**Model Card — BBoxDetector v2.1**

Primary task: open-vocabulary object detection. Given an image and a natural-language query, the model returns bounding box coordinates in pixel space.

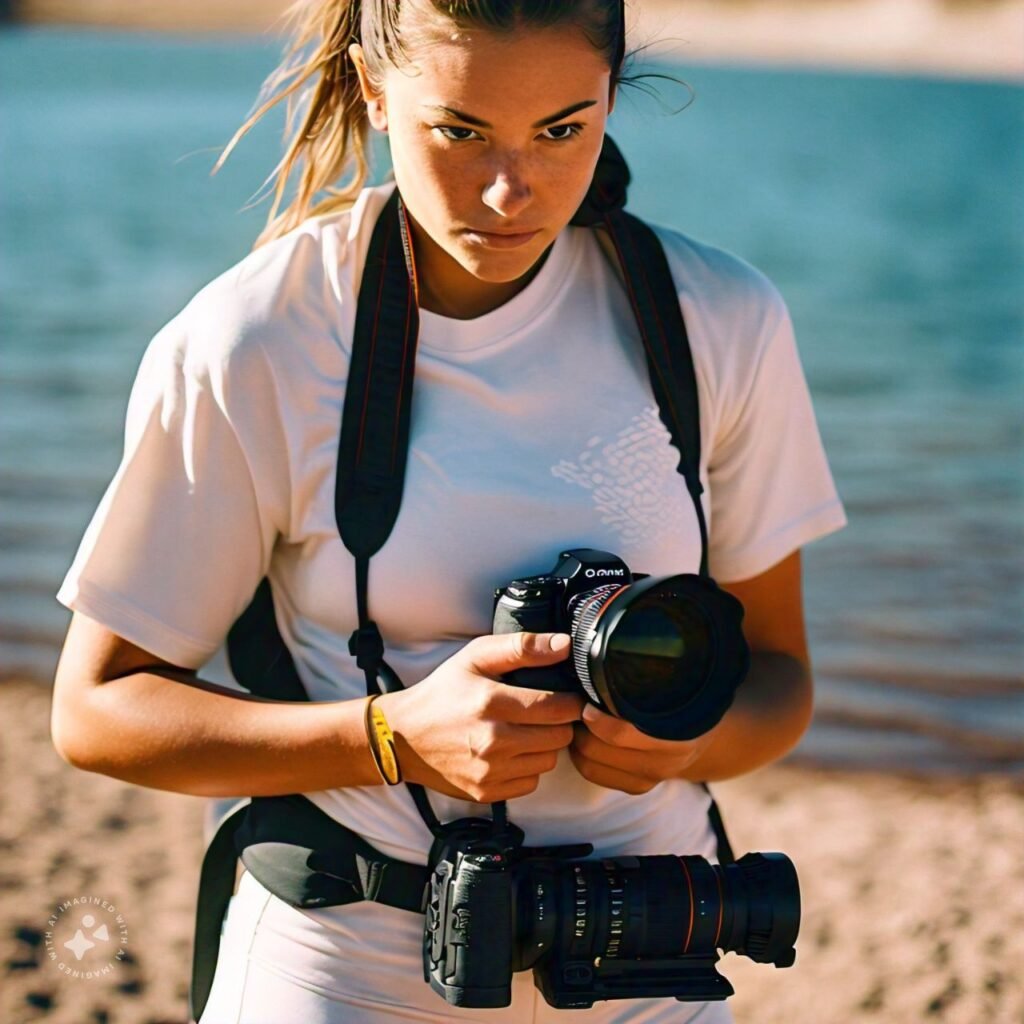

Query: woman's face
[353,22,614,317]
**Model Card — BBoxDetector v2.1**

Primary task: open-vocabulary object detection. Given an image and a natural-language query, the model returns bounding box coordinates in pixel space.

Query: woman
[51,1,846,1021]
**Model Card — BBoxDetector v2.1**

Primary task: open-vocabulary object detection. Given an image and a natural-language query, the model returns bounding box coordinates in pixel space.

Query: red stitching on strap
[392,274,414,471]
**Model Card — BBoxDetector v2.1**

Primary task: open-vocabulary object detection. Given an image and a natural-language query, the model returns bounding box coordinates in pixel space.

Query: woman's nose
[481,165,532,220]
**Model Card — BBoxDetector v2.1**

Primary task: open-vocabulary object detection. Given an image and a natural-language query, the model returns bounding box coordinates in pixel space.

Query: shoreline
[8,0,1024,81]
[634,0,1024,82]
[2,676,1022,1023]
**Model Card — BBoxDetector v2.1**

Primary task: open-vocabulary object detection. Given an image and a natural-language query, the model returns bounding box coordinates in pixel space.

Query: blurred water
[1,29,1022,773]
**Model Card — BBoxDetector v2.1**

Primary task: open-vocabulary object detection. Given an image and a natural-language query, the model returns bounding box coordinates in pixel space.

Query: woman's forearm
[51,670,382,797]
[679,652,814,783]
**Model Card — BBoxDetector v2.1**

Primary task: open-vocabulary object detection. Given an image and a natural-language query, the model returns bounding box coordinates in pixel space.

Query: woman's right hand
[375,632,585,803]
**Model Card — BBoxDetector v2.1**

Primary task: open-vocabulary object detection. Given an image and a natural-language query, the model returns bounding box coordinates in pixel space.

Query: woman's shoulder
[160,185,395,379]
[647,223,788,328]
[630,221,799,429]
[638,222,794,378]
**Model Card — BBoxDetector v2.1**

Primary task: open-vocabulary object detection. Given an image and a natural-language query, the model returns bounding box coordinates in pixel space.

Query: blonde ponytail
[215,0,370,249]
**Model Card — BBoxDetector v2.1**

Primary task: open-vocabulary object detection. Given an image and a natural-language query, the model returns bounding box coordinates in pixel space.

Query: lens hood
[579,573,750,740]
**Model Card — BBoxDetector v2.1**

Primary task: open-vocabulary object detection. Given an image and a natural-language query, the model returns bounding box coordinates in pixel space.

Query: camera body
[423,818,799,1010]
[492,548,750,741]
[492,548,632,695]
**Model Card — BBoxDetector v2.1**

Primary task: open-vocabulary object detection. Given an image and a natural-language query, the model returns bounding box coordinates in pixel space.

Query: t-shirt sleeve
[705,284,846,583]
[57,304,290,668]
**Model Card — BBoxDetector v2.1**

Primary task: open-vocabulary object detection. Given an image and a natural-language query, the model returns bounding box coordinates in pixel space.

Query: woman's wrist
[372,689,423,787]
[372,689,446,796]
[364,694,403,785]
[309,696,392,789]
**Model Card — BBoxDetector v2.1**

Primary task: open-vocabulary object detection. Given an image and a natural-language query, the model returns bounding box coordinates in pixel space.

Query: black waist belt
[190,793,428,1023]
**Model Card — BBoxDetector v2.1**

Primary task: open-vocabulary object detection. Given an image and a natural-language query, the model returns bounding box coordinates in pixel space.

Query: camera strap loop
[348,625,384,677]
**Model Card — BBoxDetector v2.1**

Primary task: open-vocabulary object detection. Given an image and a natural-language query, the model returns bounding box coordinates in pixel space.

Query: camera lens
[521,851,800,993]
[604,590,713,714]
[569,574,748,740]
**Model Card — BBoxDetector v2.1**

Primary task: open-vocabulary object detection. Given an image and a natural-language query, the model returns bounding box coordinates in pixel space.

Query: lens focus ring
[569,585,626,705]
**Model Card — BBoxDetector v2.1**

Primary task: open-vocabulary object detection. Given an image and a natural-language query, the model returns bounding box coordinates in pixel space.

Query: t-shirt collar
[417,227,579,354]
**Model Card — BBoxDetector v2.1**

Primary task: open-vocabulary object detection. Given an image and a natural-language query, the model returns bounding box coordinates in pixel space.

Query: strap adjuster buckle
[348,623,385,671]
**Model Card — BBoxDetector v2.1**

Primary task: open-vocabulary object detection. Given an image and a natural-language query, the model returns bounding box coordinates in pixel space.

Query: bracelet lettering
[364,694,402,786]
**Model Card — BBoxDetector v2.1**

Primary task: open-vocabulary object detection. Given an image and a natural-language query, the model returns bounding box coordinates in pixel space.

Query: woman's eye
[435,125,480,142]
[433,123,582,143]
[542,123,583,142]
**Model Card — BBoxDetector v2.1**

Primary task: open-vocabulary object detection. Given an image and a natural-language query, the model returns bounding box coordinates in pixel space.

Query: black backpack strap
[194,194,437,1023]
[226,578,307,701]
[189,800,250,1023]
[596,207,732,862]
[188,794,429,1023]
[702,784,737,865]
[236,795,428,913]
[334,187,416,701]
[601,209,709,579]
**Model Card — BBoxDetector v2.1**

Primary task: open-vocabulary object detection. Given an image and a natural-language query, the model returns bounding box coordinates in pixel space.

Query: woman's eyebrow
[422,99,598,130]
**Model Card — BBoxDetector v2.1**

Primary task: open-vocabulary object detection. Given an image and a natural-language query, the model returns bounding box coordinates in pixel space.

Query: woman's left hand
[568,703,717,794]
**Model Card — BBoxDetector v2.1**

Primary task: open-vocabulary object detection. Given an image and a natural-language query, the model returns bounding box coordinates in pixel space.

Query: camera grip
[504,665,578,692]
[426,852,516,1008]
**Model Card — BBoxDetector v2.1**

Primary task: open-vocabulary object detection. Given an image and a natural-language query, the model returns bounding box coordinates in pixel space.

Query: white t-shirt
[58,183,846,864]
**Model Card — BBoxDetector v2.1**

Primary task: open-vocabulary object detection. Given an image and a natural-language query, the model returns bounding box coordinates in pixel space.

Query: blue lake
[1,29,1021,773]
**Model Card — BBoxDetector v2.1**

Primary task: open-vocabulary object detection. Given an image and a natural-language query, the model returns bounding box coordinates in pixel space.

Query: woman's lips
[461,228,541,249]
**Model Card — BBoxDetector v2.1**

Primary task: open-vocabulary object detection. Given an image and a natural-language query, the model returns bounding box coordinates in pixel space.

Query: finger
[494,721,575,754]
[460,632,572,677]
[463,720,573,761]
[573,724,704,779]
[572,723,655,773]
[579,703,665,749]
[487,684,586,725]
[505,749,561,777]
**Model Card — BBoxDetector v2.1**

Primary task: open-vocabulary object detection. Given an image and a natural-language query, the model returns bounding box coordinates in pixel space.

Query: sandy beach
[1,676,1021,1024]
[12,0,1024,80]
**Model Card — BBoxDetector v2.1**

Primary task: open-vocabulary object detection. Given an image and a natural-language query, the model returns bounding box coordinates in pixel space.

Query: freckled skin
[351,26,615,319]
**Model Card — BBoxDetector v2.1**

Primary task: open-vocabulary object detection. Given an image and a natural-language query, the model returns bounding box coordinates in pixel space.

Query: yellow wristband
[364,695,402,786]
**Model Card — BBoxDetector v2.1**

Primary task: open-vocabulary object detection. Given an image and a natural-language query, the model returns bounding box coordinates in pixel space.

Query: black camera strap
[333,178,713,834]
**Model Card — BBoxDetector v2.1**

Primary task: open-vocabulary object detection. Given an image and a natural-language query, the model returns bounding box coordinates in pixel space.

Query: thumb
[460,632,572,677]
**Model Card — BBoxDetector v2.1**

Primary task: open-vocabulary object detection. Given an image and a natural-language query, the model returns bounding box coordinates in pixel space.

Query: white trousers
[196,867,736,1024]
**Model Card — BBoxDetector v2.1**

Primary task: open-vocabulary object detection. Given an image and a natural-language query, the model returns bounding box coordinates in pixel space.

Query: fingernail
[548,633,571,653]
[582,703,599,722]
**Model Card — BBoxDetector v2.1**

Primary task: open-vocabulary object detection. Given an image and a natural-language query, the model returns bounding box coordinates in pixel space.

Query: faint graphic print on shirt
[550,406,680,547]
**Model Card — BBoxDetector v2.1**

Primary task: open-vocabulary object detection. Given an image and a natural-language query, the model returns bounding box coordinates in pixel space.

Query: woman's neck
[407,218,550,320]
